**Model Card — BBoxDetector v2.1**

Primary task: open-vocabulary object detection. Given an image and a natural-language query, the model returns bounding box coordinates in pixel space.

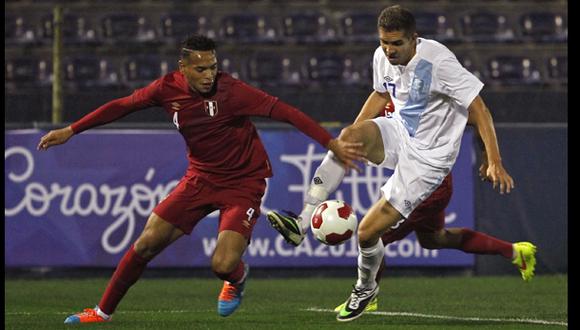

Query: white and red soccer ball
[310,200,358,245]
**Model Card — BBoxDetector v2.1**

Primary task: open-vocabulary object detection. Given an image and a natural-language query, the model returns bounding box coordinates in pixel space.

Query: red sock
[214,261,245,284]
[459,228,513,258]
[98,244,148,315]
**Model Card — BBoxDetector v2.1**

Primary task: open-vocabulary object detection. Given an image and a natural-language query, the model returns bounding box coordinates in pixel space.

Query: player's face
[179,50,218,94]
[378,28,417,66]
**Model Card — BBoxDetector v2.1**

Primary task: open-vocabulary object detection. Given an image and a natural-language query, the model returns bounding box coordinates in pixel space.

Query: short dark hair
[180,34,216,59]
[378,5,416,37]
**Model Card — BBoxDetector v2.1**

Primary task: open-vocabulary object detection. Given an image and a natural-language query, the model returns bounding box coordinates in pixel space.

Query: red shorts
[381,174,453,244]
[153,176,266,239]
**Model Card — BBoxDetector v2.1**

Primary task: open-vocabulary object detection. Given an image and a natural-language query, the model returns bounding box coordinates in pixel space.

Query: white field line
[305,308,568,327]
[6,308,568,327]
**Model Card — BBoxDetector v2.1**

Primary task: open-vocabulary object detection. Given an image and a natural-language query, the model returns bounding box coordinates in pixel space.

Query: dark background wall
[474,125,567,275]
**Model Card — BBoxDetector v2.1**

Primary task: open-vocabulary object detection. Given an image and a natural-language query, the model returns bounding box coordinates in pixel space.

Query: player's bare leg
[64,213,184,324]
[213,230,250,316]
[416,228,537,281]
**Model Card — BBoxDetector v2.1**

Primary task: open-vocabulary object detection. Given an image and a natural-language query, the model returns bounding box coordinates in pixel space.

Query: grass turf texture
[6,275,567,329]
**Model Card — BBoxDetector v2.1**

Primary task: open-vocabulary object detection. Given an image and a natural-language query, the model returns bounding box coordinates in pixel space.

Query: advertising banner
[5,128,474,267]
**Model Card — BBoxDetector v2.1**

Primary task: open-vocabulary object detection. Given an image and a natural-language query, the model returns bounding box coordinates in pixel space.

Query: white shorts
[370,117,451,218]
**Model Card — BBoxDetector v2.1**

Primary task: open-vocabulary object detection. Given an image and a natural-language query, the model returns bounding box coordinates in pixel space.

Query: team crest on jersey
[203,100,219,117]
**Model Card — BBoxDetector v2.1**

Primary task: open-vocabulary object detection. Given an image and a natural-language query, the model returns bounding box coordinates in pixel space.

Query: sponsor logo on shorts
[313,177,323,185]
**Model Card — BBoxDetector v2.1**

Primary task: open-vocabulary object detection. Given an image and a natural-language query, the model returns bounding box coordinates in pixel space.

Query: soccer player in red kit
[37,35,365,324]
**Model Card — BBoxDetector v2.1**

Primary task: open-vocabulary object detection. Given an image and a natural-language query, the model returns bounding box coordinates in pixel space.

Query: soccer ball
[310,200,358,245]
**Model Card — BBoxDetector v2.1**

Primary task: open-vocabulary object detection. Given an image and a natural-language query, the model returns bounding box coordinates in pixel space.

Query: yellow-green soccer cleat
[512,242,537,281]
[334,297,378,312]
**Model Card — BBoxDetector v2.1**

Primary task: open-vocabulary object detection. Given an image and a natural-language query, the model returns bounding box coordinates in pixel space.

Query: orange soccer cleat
[64,307,111,324]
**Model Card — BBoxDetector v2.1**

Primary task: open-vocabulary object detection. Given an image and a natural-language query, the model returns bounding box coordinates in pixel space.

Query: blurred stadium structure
[5,0,566,277]
[5,0,567,124]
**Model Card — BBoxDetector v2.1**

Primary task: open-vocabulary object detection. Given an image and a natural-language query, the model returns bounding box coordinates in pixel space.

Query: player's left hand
[327,138,366,173]
[484,161,514,194]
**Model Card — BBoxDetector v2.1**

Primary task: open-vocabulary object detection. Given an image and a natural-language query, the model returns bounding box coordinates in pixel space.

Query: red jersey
[71,71,332,186]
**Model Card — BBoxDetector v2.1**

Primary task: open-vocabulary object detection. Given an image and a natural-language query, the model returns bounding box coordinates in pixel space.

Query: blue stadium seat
[342,53,373,87]
[101,14,157,45]
[460,12,515,43]
[218,53,245,80]
[520,12,567,43]
[64,57,120,90]
[220,14,277,44]
[122,56,166,88]
[456,55,483,81]
[281,12,339,44]
[247,52,300,87]
[546,56,567,85]
[5,58,51,89]
[485,56,542,85]
[414,11,456,42]
[340,12,378,44]
[305,54,345,85]
[40,14,99,45]
[160,14,214,44]
[5,15,37,45]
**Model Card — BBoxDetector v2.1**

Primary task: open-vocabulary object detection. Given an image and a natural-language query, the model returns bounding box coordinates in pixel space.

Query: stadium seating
[220,13,278,44]
[246,51,301,87]
[122,56,169,88]
[218,53,245,80]
[40,14,99,46]
[485,55,542,85]
[341,53,373,87]
[101,13,157,45]
[304,54,345,85]
[4,0,568,125]
[456,54,484,81]
[160,14,215,44]
[414,11,456,42]
[281,12,339,44]
[5,15,37,45]
[340,12,378,44]
[460,12,515,43]
[5,58,51,89]
[546,56,567,85]
[64,56,120,90]
[519,12,567,42]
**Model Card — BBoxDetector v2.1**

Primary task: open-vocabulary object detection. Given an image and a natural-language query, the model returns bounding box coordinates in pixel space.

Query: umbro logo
[384,75,393,82]
[313,177,323,185]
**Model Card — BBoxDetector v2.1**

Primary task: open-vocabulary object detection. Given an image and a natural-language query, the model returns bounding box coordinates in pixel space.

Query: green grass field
[6,274,567,329]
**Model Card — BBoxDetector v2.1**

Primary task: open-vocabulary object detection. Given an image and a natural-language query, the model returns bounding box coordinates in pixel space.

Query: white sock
[95,306,111,320]
[356,240,384,289]
[298,151,346,232]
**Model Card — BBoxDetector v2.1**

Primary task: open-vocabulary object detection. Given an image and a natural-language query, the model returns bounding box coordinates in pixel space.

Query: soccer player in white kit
[334,5,516,321]
[272,5,518,322]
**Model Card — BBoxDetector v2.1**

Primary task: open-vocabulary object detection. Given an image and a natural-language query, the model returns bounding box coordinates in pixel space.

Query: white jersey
[373,37,483,167]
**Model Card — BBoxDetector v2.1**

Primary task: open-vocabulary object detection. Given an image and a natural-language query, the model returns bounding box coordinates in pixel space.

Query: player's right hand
[327,138,366,173]
[37,126,74,151]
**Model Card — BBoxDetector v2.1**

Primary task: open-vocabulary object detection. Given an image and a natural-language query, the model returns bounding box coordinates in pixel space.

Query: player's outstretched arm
[353,91,391,124]
[467,95,514,194]
[37,126,74,150]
